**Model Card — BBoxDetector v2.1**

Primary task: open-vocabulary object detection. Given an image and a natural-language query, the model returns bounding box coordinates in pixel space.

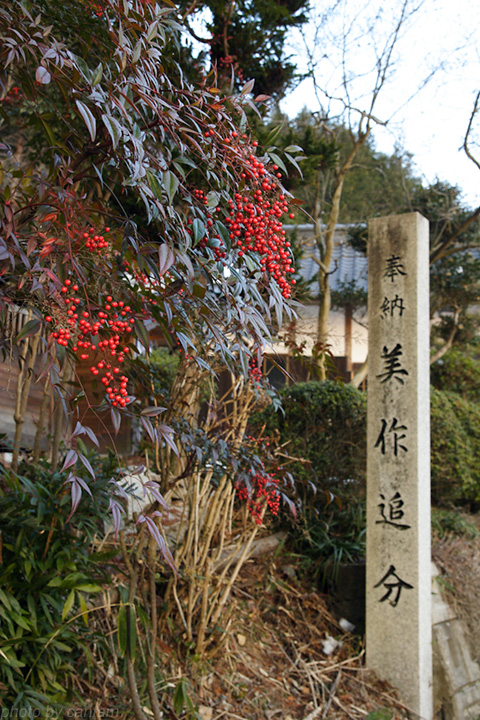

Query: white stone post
[366,213,432,720]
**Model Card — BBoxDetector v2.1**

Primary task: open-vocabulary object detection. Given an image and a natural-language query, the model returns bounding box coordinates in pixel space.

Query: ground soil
[186,556,410,720]
[79,516,480,720]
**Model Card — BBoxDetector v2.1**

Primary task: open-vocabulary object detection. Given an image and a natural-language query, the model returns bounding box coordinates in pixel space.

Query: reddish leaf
[110,408,121,435]
[240,79,255,95]
[85,426,100,447]
[158,244,175,276]
[73,475,93,497]
[65,478,82,523]
[137,514,178,575]
[61,449,78,473]
[281,493,297,520]
[75,99,97,142]
[130,464,146,475]
[71,422,85,438]
[79,453,95,478]
[35,66,51,84]
[144,481,169,511]
[26,238,37,257]
[141,406,166,417]
[109,479,130,500]
[157,424,179,457]
[109,498,124,539]
[140,415,155,442]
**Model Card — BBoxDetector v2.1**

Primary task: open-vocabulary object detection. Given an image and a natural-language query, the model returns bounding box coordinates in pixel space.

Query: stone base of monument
[432,563,480,720]
[324,560,480,718]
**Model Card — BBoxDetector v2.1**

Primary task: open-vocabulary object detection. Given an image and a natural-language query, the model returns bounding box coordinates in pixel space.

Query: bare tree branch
[464,90,480,172]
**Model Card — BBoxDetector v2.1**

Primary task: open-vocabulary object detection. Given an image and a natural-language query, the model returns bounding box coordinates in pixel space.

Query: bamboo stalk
[120,530,148,720]
[146,532,163,720]
[206,507,265,630]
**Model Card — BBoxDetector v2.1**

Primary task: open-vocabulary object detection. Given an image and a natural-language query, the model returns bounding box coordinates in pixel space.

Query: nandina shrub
[0,0,303,537]
[0,2,306,708]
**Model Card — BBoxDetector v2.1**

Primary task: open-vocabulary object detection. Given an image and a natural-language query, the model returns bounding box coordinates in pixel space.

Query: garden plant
[0,0,303,713]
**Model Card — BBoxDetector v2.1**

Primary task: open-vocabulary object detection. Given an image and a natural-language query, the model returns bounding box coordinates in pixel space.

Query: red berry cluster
[236,471,280,525]
[44,244,136,407]
[1,86,21,104]
[248,356,263,386]
[225,179,296,298]
[83,226,110,253]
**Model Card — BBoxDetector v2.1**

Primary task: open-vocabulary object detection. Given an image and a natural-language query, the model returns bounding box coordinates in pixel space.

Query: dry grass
[74,550,411,720]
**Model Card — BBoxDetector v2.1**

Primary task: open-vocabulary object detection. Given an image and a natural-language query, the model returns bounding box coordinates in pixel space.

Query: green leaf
[127,603,137,661]
[147,171,164,201]
[162,170,179,204]
[285,152,304,177]
[92,63,103,86]
[192,218,206,245]
[52,640,72,652]
[117,603,127,656]
[102,114,122,149]
[27,594,37,629]
[146,20,158,42]
[11,612,31,631]
[206,190,219,207]
[77,592,89,627]
[62,589,75,621]
[192,283,206,299]
[71,54,92,82]
[75,100,96,142]
[1,653,25,668]
[173,678,188,715]
[244,254,259,272]
[75,583,102,593]
[47,576,63,587]
[176,155,197,169]
[132,41,142,64]
[264,125,283,146]
[267,151,288,175]
[40,596,53,626]
[0,588,12,611]
[134,318,150,351]
[15,318,41,343]
[284,145,303,153]
[216,221,231,252]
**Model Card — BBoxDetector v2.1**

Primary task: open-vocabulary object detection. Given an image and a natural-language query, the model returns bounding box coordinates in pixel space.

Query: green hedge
[430,343,480,403]
[259,380,367,495]
[430,389,480,505]
[250,381,368,571]
[252,380,480,520]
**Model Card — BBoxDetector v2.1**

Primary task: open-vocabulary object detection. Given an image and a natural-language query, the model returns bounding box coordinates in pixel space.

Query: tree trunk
[315,134,368,379]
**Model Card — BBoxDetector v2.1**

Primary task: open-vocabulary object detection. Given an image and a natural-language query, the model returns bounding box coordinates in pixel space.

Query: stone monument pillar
[366,213,432,720]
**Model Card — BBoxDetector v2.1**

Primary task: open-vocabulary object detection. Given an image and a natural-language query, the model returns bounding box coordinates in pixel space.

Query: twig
[321,670,341,719]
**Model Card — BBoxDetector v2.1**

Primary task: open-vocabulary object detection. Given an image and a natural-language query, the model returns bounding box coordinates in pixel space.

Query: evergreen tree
[180,0,309,98]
